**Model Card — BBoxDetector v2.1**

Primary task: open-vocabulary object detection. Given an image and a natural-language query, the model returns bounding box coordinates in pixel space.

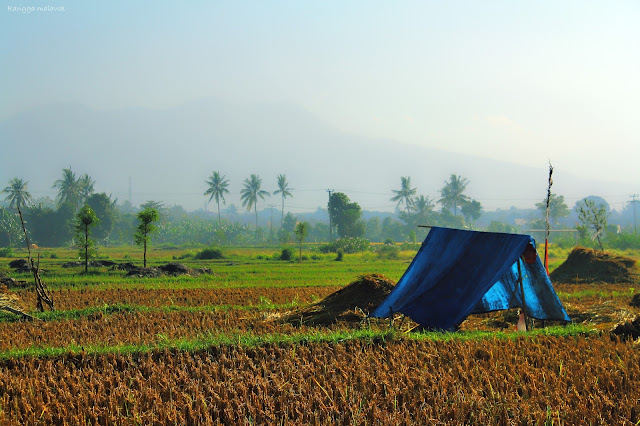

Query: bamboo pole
[16,205,54,312]
[517,257,527,331]
[0,305,40,321]
[544,163,553,275]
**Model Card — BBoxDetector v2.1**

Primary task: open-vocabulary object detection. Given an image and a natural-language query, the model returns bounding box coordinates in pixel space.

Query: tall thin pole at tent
[544,163,553,275]
[517,257,527,331]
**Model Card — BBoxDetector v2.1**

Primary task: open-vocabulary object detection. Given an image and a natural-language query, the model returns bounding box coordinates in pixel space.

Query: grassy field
[1,245,639,424]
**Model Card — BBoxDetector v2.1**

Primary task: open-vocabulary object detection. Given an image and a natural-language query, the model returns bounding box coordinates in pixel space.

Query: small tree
[0,208,22,247]
[74,204,100,273]
[535,193,570,227]
[86,193,117,244]
[577,199,608,251]
[328,192,365,238]
[461,199,483,226]
[294,222,309,262]
[282,212,297,233]
[134,207,159,268]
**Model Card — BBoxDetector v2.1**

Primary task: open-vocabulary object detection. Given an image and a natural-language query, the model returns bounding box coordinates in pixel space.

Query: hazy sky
[2,1,639,210]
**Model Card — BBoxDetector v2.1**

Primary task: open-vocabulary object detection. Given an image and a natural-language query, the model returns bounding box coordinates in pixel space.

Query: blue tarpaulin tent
[371,227,570,330]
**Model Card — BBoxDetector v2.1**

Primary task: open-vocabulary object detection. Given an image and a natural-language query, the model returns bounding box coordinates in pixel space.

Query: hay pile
[0,283,26,316]
[550,247,638,284]
[284,274,395,326]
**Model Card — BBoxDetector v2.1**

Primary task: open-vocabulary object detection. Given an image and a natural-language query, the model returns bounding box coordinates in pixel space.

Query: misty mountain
[0,98,622,213]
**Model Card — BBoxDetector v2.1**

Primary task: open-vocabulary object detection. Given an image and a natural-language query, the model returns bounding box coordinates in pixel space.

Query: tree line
[1,168,639,251]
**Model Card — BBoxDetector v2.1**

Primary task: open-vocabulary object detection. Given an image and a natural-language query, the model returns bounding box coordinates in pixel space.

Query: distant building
[514,219,528,227]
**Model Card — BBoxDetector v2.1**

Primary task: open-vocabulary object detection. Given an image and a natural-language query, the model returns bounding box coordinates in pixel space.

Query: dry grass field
[1,245,639,424]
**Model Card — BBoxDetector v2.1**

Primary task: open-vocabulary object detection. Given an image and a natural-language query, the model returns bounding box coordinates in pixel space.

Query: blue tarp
[371,227,570,330]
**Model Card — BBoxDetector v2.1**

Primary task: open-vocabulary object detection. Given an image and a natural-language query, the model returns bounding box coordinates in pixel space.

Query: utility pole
[631,194,638,234]
[268,204,276,243]
[327,189,333,242]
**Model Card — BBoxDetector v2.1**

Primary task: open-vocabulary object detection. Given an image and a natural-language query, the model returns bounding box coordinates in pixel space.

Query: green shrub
[194,247,224,260]
[605,233,640,250]
[0,247,14,257]
[377,244,400,260]
[335,249,344,261]
[279,248,294,261]
[174,252,195,260]
[384,238,394,245]
[400,242,420,252]
[319,238,370,254]
[553,236,578,250]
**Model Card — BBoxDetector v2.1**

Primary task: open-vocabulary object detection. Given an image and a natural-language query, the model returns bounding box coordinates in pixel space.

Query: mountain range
[0,98,626,213]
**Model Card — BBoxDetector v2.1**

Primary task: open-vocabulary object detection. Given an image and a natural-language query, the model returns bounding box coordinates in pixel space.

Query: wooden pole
[544,163,553,275]
[16,205,54,312]
[517,257,527,331]
[0,306,40,321]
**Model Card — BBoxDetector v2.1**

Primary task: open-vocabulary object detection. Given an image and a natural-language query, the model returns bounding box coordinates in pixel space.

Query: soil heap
[124,262,213,278]
[550,247,638,284]
[8,259,30,273]
[611,316,640,341]
[284,274,395,326]
[0,272,27,289]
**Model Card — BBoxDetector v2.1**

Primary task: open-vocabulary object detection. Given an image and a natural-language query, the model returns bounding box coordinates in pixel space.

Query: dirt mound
[8,259,30,273]
[110,262,138,271]
[611,316,640,340]
[0,272,28,289]
[550,247,638,284]
[284,274,395,326]
[125,263,213,278]
[62,260,118,268]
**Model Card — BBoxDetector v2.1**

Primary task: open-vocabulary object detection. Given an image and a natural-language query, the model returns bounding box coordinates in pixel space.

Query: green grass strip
[0,324,599,361]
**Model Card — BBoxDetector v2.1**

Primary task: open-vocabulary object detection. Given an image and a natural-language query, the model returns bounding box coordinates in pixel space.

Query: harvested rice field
[1,245,639,424]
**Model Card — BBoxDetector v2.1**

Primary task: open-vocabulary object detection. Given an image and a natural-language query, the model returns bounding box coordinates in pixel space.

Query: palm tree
[412,195,435,217]
[78,173,95,205]
[2,178,32,209]
[240,174,270,231]
[390,176,417,214]
[204,171,230,223]
[273,174,293,226]
[53,168,81,210]
[438,174,470,217]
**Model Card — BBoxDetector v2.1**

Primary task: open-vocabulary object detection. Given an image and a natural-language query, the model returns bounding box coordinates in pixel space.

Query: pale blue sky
[2,1,639,209]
